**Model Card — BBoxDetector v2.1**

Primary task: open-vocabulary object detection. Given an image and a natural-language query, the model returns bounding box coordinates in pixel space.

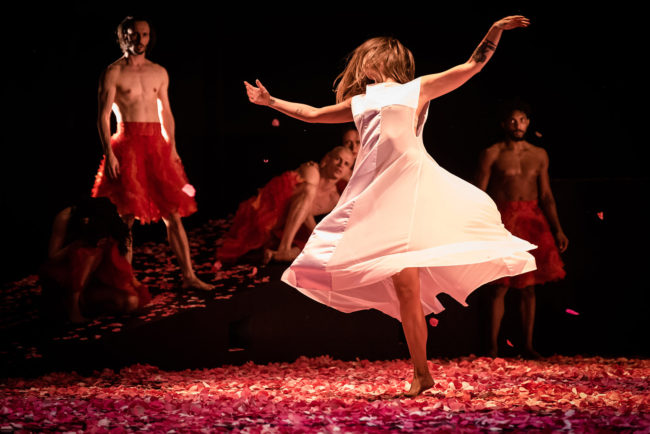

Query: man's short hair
[342,125,357,137]
[116,16,156,55]
[500,98,532,123]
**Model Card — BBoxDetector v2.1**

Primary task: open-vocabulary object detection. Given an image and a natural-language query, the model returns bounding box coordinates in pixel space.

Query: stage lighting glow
[182,184,196,197]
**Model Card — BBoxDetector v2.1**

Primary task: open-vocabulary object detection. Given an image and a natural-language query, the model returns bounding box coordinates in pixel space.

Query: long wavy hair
[334,37,415,103]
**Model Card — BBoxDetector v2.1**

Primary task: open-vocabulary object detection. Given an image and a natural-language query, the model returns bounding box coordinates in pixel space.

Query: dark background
[2,4,647,356]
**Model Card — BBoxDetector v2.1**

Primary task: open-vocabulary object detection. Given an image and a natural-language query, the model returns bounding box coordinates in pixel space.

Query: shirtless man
[92,16,212,290]
[476,102,568,358]
[270,146,354,262]
[216,146,354,264]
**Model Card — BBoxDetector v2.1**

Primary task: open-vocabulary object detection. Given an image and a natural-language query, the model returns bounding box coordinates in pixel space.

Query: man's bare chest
[495,151,540,178]
[116,70,162,100]
[311,190,339,215]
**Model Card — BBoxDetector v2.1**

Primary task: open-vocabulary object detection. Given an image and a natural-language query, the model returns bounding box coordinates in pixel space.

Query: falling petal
[507,339,514,347]
[566,308,580,315]
[428,317,439,327]
[271,118,280,127]
[597,211,604,220]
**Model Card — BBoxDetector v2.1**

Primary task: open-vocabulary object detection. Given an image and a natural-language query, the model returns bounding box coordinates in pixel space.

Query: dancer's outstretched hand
[494,15,530,30]
[244,79,272,106]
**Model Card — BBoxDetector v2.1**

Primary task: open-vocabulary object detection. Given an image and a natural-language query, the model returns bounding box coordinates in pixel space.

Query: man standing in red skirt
[476,101,568,358]
[92,16,212,290]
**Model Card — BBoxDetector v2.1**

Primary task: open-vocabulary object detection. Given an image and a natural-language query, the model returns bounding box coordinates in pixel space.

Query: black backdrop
[2,3,647,355]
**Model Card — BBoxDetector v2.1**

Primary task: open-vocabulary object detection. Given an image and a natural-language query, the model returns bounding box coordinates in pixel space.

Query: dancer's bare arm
[157,68,179,160]
[244,79,353,123]
[537,150,569,252]
[475,146,499,191]
[419,16,529,106]
[97,66,121,179]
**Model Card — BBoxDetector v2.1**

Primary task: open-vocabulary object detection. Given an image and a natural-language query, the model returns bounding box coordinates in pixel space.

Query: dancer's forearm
[267,97,352,124]
[244,79,353,123]
[467,23,504,69]
[267,97,320,122]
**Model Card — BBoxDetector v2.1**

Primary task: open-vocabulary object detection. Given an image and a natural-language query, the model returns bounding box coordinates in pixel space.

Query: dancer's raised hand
[494,15,530,30]
[244,79,272,106]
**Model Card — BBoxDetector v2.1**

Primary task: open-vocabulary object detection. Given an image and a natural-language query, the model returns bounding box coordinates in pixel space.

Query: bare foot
[182,275,214,291]
[404,373,435,397]
[521,347,542,360]
[263,247,300,264]
[262,249,275,265]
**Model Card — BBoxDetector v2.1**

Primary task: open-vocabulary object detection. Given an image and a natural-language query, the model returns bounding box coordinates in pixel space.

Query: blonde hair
[334,37,415,103]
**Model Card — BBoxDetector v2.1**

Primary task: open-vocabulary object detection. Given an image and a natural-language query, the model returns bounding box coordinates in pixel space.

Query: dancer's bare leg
[519,285,541,358]
[392,267,434,397]
[66,291,87,324]
[489,284,509,357]
[265,180,317,263]
[65,245,105,323]
[163,212,214,290]
[121,214,135,264]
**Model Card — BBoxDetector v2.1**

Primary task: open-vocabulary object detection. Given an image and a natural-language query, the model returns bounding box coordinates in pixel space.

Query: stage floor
[2,217,649,431]
[1,355,649,431]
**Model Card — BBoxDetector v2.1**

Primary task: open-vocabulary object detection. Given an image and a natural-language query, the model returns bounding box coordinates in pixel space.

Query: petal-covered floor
[2,219,649,431]
[1,219,265,366]
[1,356,649,432]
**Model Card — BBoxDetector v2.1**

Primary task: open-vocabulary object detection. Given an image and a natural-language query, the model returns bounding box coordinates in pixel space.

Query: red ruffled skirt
[92,122,197,223]
[217,171,311,262]
[494,200,565,288]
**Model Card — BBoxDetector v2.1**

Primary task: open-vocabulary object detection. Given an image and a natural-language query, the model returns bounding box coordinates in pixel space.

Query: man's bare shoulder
[297,161,320,184]
[150,60,166,71]
[488,141,507,152]
[144,60,168,77]
[526,143,549,161]
[106,57,127,71]
[481,142,505,160]
[104,58,166,73]
[101,58,126,80]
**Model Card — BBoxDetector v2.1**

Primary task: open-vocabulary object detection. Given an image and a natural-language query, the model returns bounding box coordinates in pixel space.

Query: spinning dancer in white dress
[245,15,534,397]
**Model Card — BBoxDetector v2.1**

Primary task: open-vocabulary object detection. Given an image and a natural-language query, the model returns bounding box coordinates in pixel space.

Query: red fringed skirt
[92,122,197,223]
[217,171,311,262]
[495,200,566,288]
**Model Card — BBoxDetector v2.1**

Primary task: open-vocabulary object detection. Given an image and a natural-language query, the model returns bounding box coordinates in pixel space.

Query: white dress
[282,78,536,321]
